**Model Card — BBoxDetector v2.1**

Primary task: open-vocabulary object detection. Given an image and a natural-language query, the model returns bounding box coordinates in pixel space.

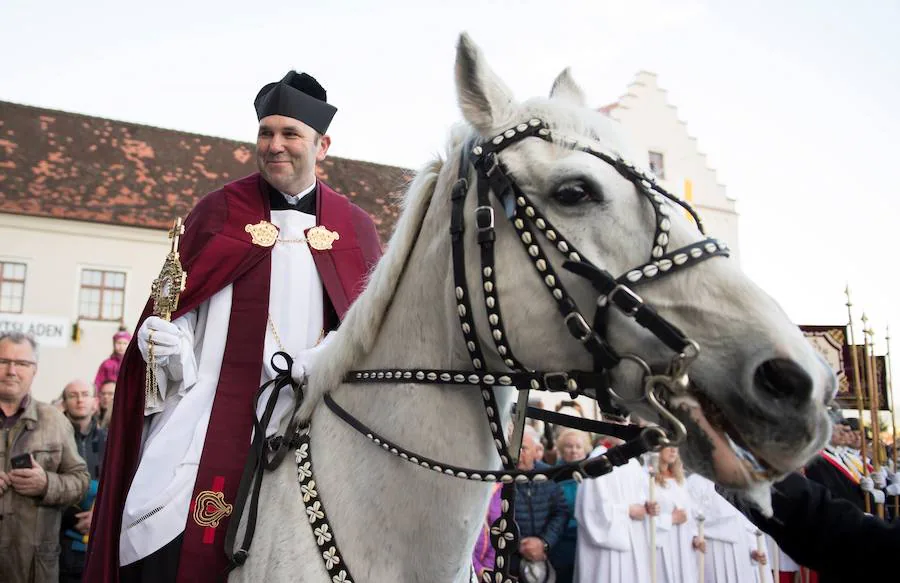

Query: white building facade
[603,71,740,262]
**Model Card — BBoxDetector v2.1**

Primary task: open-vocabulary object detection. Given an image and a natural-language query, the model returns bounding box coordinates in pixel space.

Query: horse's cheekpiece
[245,220,279,247]
[306,225,340,250]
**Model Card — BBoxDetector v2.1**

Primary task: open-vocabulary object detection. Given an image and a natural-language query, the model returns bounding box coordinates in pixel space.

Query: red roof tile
[0,101,414,241]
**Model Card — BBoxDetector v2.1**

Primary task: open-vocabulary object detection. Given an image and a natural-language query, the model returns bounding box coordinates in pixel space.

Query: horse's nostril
[754,358,813,402]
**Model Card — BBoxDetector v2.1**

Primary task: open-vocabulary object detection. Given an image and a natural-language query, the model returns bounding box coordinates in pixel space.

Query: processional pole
[771,537,779,580]
[845,287,871,514]
[754,530,766,583]
[887,326,899,518]
[696,513,705,583]
[863,316,885,519]
[648,463,657,583]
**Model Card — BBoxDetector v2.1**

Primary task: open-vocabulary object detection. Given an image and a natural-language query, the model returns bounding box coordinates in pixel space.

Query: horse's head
[453,33,834,509]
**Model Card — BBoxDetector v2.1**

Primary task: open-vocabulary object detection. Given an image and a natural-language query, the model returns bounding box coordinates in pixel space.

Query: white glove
[290,331,336,385]
[871,489,886,504]
[137,316,183,366]
[859,476,874,492]
[887,483,900,497]
[873,471,887,490]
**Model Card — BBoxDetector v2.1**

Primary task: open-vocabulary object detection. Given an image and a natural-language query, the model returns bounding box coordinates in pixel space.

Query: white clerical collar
[280,181,316,205]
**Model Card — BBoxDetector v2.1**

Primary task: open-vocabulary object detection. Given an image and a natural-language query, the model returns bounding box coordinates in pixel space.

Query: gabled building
[601,71,739,262]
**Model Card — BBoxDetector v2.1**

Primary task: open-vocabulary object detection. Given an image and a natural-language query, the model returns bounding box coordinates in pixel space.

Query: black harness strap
[225,352,304,571]
[323,393,659,483]
[522,406,643,441]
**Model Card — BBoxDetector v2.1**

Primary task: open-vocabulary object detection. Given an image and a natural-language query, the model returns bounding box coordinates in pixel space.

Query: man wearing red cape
[84,71,382,583]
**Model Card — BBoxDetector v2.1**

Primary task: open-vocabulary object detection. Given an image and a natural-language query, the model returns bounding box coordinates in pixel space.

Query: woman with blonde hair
[550,429,591,583]
[652,446,699,583]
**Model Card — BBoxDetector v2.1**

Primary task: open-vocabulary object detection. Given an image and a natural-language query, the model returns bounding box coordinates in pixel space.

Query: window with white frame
[78,269,126,321]
[0,262,26,313]
[648,151,665,179]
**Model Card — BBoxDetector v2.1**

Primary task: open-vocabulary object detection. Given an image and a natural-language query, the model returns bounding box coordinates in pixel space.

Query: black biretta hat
[254,71,337,134]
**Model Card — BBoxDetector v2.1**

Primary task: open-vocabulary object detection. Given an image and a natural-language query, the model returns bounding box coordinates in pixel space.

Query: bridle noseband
[226,118,730,583]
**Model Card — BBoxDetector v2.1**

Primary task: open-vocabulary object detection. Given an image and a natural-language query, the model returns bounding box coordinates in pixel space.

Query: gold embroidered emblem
[306,226,340,251]
[244,221,279,247]
[192,490,233,528]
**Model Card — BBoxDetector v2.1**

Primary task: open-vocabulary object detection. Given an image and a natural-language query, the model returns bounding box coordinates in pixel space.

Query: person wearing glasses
[0,332,90,583]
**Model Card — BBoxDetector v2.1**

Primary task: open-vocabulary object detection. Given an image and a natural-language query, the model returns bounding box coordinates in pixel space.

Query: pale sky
[3,0,899,407]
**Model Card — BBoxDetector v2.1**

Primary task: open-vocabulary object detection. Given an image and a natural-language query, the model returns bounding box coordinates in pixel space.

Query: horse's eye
[553,180,597,206]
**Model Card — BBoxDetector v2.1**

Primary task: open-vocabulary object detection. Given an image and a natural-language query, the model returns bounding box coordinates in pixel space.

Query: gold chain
[267,314,326,353]
[145,330,160,409]
[267,314,286,352]
[276,236,307,245]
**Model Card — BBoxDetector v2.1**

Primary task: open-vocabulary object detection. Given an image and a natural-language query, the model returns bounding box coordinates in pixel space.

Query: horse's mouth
[669,385,781,486]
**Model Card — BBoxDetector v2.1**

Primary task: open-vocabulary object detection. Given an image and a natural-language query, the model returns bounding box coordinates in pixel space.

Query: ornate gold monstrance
[146,218,188,409]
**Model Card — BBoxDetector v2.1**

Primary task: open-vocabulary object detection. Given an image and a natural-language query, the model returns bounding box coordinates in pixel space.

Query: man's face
[256,115,330,195]
[63,381,94,420]
[518,434,538,471]
[0,339,37,405]
[99,382,115,410]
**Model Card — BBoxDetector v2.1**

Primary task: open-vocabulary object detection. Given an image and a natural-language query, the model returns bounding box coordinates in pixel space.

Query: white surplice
[120,184,324,565]
[653,476,699,583]
[575,450,651,583]
[687,474,774,583]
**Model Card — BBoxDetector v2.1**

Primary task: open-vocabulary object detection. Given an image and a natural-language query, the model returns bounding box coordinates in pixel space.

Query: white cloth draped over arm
[143,310,199,416]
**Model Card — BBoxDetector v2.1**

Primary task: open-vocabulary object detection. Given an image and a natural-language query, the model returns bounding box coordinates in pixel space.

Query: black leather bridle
[226,118,731,583]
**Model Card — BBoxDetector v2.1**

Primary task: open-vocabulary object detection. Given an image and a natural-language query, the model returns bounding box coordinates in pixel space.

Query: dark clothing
[69,418,106,480]
[548,477,578,583]
[514,479,570,550]
[59,419,107,582]
[0,393,30,430]
[804,453,866,512]
[119,533,183,583]
[726,472,900,583]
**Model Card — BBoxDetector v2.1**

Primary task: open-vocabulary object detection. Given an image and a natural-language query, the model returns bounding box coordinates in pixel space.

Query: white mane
[298,148,450,419]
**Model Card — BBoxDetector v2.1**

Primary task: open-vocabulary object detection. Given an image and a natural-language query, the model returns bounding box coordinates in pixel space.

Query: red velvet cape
[84,174,381,583]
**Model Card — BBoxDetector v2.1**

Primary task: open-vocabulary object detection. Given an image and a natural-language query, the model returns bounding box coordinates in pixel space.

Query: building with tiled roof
[0,101,411,240]
[0,100,413,400]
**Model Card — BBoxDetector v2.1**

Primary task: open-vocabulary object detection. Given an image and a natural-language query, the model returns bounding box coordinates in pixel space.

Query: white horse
[231,34,834,582]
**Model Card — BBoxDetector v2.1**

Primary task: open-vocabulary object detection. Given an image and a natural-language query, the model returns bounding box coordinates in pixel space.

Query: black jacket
[804,453,867,512]
[726,472,900,583]
[59,418,107,581]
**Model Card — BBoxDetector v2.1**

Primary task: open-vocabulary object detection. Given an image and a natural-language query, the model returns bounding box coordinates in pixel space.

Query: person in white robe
[574,443,652,583]
[652,447,699,583]
[687,473,773,583]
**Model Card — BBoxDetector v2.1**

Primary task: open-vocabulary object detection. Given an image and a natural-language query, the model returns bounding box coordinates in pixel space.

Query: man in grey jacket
[0,332,89,582]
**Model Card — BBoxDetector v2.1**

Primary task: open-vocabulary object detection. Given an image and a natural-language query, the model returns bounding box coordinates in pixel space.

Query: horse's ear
[549,68,587,107]
[455,33,515,134]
